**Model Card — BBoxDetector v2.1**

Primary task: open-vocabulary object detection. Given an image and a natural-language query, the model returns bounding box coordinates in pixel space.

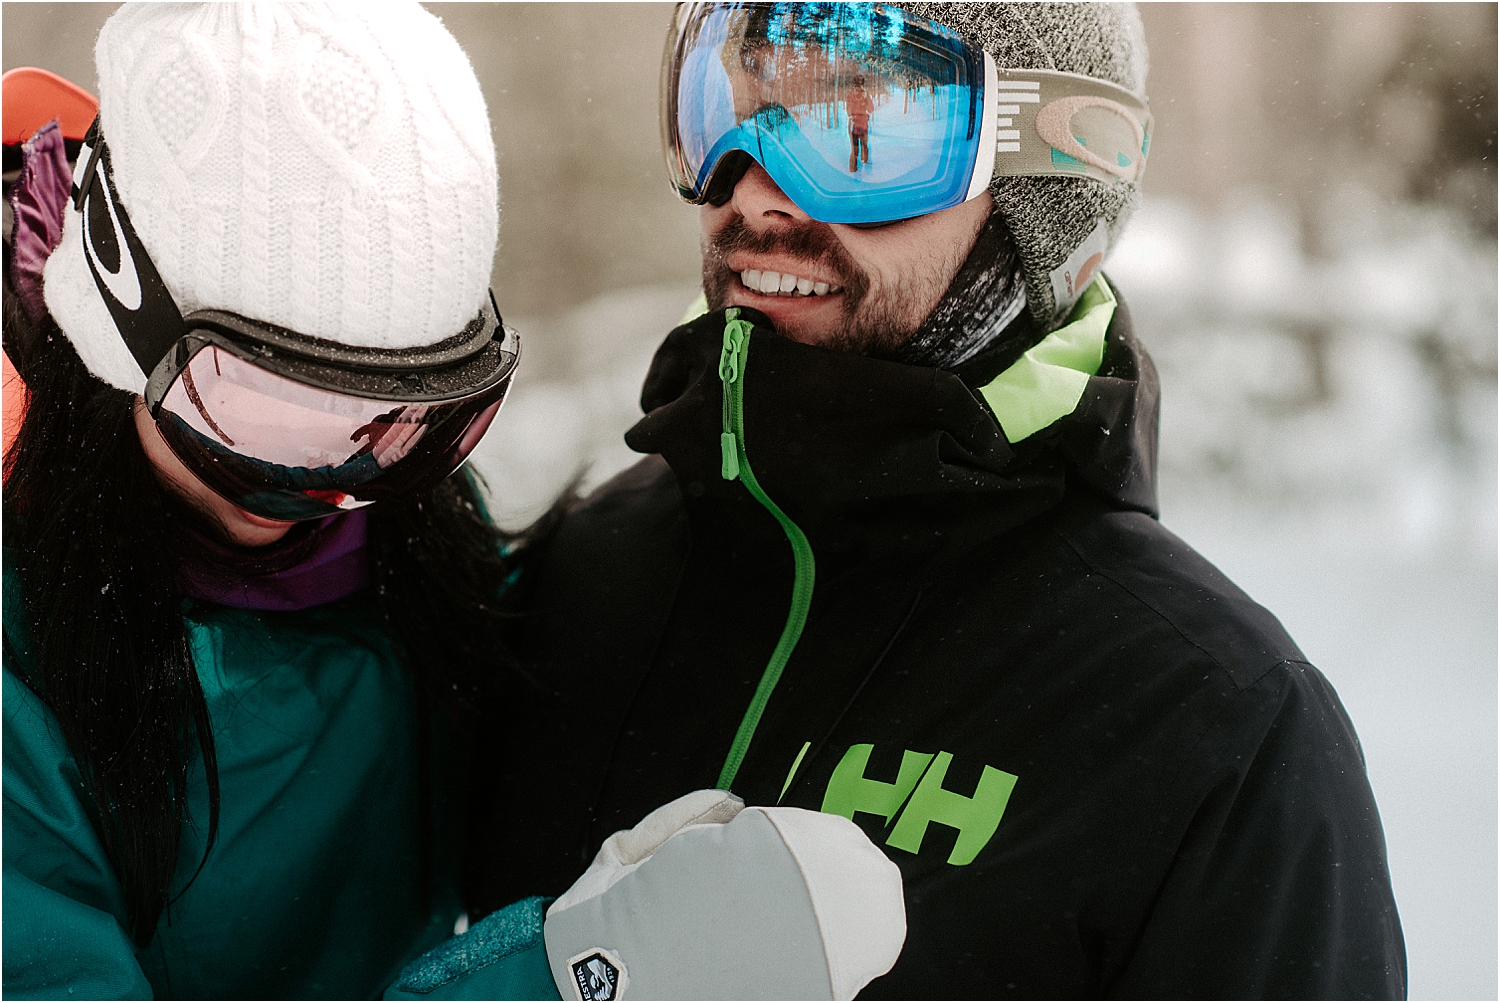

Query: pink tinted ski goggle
[71,117,519,523]
[144,303,518,522]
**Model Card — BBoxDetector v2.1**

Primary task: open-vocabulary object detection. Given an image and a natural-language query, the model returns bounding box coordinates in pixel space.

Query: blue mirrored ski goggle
[662,2,1155,225]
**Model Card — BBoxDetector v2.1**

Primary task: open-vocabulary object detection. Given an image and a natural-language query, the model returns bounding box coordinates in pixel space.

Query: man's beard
[701,217,922,358]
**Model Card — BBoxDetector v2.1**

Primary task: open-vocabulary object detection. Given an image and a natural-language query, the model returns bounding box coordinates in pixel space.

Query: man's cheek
[703,262,735,310]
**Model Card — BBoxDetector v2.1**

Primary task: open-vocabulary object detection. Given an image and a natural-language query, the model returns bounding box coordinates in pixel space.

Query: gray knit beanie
[899,2,1150,328]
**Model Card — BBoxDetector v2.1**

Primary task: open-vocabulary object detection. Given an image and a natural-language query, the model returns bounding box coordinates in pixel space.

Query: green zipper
[714,309,816,791]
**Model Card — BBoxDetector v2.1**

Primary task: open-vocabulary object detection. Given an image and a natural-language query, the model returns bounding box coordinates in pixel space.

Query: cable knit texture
[43,2,499,394]
[899,2,1149,328]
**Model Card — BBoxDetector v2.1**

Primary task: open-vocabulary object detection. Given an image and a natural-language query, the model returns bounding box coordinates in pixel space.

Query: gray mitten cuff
[544,790,906,1001]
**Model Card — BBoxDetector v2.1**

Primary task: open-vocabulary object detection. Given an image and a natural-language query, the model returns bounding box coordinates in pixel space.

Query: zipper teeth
[715,317,816,791]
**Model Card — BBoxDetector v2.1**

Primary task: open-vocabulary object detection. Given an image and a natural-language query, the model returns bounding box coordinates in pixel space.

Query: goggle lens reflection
[156,345,507,522]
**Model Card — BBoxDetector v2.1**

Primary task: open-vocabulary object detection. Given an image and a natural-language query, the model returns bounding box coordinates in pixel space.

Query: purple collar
[179,510,373,612]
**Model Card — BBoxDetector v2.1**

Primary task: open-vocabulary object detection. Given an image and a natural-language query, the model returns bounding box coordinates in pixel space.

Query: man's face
[700,163,991,355]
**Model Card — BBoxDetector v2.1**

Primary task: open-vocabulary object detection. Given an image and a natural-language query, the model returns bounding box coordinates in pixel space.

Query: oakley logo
[990,73,1153,187]
[70,133,185,376]
[821,743,1018,866]
[1034,95,1147,183]
[80,160,143,312]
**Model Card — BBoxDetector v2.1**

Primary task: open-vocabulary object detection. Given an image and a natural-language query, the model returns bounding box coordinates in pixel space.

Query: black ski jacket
[479,294,1406,999]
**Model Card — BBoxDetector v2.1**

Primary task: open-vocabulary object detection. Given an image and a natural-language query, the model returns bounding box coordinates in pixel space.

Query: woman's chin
[222,511,299,548]
[236,508,299,531]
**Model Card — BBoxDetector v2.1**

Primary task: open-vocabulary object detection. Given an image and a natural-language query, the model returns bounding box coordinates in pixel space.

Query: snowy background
[6,3,1495,997]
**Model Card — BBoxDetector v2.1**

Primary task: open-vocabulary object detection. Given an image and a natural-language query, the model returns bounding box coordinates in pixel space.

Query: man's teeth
[740,269,842,297]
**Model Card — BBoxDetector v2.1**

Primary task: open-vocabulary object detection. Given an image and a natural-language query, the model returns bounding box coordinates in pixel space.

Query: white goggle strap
[977,65,1154,188]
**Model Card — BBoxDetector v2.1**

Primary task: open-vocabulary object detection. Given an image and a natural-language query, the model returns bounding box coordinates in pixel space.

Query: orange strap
[3,66,98,145]
[2,350,27,479]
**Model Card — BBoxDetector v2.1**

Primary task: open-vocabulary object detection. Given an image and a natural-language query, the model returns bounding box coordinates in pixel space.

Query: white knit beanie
[43,2,499,395]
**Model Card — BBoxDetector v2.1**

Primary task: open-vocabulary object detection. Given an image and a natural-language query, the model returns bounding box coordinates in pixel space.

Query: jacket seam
[1047,522,1292,693]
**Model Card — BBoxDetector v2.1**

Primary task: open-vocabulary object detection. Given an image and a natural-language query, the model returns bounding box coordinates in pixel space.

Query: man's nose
[730,163,811,226]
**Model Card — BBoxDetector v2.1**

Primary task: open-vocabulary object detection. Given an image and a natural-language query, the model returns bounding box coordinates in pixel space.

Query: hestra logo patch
[567,949,626,1001]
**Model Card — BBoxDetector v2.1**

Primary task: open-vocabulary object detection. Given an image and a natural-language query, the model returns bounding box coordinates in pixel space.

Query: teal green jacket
[3,566,464,999]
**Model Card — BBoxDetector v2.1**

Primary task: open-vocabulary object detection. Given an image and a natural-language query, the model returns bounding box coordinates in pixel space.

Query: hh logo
[820,744,1018,865]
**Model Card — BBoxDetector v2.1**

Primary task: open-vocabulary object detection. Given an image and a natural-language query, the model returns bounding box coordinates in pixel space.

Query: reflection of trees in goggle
[729,3,961,81]
[717,5,966,127]
[748,3,908,59]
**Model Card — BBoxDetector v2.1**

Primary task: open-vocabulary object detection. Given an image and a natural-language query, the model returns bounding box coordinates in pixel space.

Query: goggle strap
[71,115,187,380]
[70,116,101,211]
[77,116,511,405]
[988,67,1153,187]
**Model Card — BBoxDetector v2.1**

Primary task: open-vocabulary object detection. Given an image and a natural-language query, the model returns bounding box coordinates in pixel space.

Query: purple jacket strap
[9,120,72,322]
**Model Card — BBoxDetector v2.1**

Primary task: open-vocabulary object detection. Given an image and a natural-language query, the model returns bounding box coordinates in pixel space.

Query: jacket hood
[624,281,1159,541]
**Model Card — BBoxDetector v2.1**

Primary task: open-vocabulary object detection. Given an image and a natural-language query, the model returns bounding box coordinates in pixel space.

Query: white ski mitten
[543,789,906,1001]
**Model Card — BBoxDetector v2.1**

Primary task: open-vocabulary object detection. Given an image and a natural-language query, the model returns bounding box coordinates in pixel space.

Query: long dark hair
[2,292,532,947]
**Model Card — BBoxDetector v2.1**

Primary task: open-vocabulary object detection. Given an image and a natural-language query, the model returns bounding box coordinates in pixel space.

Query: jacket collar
[625,280,1158,540]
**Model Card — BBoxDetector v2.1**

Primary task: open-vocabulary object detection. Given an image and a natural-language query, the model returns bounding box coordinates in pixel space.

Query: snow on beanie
[899,2,1149,329]
[43,2,498,395]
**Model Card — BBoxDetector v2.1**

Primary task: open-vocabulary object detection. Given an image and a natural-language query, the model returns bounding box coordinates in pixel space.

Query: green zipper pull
[712,308,817,792]
[721,433,740,481]
[718,308,752,482]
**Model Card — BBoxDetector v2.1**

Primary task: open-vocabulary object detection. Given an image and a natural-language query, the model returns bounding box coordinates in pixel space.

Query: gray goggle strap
[988,67,1153,186]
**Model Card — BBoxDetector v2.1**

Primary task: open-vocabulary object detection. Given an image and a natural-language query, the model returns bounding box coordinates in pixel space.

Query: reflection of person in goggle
[845,75,873,172]
[348,405,432,468]
[492,3,1406,1000]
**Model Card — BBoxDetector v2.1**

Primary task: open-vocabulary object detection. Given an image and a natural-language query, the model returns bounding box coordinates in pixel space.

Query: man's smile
[736,268,844,298]
[725,256,846,298]
[719,263,849,333]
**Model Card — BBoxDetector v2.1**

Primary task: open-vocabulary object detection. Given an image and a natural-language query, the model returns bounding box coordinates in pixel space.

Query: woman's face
[133,398,297,547]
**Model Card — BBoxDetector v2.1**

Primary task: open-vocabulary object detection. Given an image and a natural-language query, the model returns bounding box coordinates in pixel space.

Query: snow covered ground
[468,193,1497,999]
